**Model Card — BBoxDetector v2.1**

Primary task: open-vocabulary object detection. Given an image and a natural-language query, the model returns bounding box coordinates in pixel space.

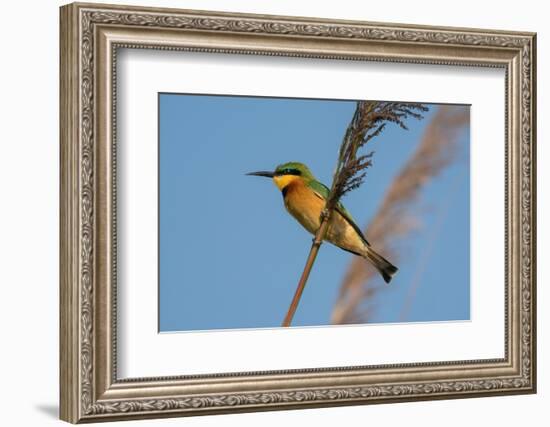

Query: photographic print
[60,4,535,421]
[158,94,470,332]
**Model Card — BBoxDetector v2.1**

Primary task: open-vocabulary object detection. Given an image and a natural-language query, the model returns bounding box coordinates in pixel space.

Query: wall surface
[0,0,546,426]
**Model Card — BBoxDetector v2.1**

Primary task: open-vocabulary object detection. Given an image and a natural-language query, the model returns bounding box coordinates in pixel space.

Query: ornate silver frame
[60,2,536,423]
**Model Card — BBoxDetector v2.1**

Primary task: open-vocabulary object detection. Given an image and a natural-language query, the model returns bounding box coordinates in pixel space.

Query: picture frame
[59,2,536,423]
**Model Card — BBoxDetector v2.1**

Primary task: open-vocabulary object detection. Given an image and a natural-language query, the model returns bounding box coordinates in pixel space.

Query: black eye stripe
[276,168,301,176]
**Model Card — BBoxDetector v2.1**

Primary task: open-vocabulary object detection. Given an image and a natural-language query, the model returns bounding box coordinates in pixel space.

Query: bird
[247,161,398,284]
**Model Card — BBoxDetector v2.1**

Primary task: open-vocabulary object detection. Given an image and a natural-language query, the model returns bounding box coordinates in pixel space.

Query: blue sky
[158,94,470,332]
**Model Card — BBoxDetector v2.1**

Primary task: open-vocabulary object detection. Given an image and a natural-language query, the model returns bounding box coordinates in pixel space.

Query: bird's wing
[307,179,370,246]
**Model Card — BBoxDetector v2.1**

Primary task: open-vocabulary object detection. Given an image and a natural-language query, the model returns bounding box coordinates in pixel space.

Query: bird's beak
[246,170,275,178]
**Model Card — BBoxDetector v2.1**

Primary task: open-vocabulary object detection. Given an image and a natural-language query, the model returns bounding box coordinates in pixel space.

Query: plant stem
[280,101,427,326]
[281,209,333,327]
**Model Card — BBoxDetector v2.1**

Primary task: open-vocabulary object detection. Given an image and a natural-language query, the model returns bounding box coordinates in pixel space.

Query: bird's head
[246,161,315,191]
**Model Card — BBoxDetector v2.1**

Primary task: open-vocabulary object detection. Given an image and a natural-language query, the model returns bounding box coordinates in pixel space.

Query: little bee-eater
[247,162,397,283]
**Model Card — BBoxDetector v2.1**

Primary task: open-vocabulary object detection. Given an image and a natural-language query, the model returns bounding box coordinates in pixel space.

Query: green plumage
[304,179,370,247]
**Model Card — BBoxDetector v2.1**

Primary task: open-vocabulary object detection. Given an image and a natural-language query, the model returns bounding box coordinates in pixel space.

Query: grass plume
[331,105,469,325]
[282,101,427,327]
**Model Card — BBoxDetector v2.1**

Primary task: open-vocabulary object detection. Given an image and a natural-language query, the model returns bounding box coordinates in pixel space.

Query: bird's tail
[361,246,398,284]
